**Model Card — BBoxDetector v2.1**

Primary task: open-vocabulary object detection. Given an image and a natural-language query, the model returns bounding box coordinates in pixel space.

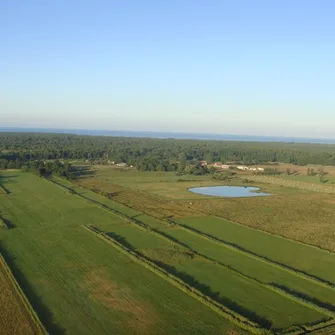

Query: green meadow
[0,171,242,335]
[2,169,335,334]
[176,216,335,284]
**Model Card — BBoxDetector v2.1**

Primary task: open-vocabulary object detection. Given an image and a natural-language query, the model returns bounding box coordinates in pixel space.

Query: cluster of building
[199,161,264,172]
[236,165,264,172]
[212,162,231,169]
[107,161,133,168]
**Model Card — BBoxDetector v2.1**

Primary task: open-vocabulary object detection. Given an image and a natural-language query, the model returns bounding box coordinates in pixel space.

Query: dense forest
[1,133,335,172]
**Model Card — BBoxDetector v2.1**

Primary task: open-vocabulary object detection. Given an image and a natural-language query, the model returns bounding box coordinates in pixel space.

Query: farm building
[237,166,249,171]
[213,162,230,169]
[237,166,265,172]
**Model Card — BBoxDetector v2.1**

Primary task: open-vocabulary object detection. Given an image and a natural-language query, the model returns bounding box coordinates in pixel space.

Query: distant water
[1,127,335,144]
[189,186,271,198]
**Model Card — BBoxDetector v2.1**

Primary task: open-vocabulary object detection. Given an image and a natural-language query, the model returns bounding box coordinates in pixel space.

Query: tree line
[1,133,335,172]
[25,160,73,178]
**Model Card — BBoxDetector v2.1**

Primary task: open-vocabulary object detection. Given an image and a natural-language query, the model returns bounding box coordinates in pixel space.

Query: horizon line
[2,127,335,144]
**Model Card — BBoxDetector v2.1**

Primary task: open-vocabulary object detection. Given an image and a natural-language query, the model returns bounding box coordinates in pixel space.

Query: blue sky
[1,1,335,137]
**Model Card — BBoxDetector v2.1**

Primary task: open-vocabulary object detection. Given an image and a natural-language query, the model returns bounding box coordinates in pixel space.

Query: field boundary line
[301,318,335,333]
[83,225,272,334]
[0,253,48,335]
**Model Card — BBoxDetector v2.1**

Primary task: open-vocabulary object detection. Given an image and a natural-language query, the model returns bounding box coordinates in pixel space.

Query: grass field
[75,166,335,252]
[176,216,335,285]
[55,174,335,331]
[0,171,244,335]
[93,220,326,329]
[2,168,335,334]
[52,176,330,330]
[0,254,45,335]
[276,174,335,184]
[64,177,335,315]
[158,226,335,311]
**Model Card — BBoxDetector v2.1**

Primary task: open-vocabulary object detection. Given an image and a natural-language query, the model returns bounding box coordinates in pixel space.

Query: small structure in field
[237,166,249,171]
[213,162,230,169]
[237,166,265,172]
[116,162,127,167]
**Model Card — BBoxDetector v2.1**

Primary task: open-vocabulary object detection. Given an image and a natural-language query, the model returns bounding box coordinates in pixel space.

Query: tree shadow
[270,283,335,312]
[71,166,96,178]
[154,260,273,329]
[105,232,272,329]
[0,175,15,194]
[105,232,136,250]
[1,216,16,229]
[0,244,66,334]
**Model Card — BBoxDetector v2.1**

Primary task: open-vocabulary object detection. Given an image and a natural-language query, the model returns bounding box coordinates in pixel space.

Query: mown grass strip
[83,225,270,335]
[0,253,47,335]
[264,284,334,319]
[206,213,335,256]
[172,220,335,290]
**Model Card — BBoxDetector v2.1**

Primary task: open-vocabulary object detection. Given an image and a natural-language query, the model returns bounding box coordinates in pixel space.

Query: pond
[188,186,271,198]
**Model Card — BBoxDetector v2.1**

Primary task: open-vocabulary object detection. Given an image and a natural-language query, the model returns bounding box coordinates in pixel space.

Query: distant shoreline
[1,127,335,144]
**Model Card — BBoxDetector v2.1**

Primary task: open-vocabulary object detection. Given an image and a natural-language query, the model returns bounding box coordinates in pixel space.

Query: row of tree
[2,133,335,171]
[27,160,73,178]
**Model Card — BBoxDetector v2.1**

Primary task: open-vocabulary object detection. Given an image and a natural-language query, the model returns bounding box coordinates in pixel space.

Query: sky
[1,1,335,137]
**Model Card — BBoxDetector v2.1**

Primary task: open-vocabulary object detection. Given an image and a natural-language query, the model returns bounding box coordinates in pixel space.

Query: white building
[237,166,249,171]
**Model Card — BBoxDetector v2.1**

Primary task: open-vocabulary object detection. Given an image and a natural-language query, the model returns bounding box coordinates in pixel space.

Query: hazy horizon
[2,1,335,138]
[3,127,335,144]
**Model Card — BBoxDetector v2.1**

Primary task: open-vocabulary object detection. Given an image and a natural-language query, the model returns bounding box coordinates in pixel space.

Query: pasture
[176,216,335,285]
[0,171,243,335]
[93,220,326,329]
[53,176,331,330]
[2,168,335,334]
[57,172,335,331]
[76,166,335,251]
